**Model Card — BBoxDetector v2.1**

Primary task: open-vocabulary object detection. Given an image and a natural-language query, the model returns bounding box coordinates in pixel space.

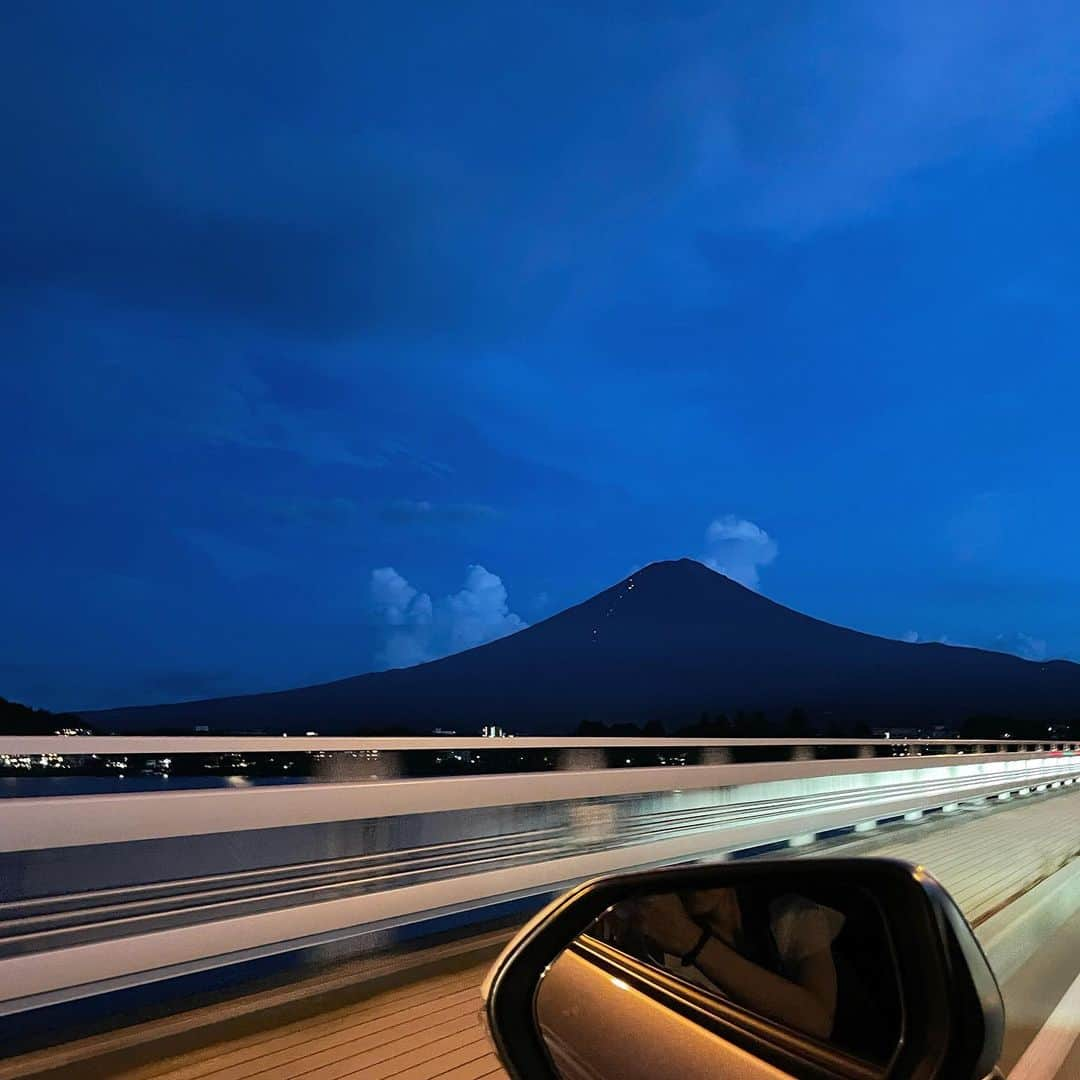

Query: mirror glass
[535,870,903,1079]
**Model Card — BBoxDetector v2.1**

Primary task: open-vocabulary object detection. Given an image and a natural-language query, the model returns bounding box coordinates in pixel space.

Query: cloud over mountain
[371,564,526,669]
[702,516,778,590]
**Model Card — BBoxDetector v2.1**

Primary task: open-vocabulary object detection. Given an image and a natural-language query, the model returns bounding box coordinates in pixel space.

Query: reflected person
[634,886,844,1040]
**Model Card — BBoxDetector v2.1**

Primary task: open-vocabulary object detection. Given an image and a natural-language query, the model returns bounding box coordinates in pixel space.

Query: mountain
[83,559,1080,734]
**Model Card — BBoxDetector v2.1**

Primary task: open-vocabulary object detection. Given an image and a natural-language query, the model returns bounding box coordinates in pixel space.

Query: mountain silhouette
[84,559,1080,734]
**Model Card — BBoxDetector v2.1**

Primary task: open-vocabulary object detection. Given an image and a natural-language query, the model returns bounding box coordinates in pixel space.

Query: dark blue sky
[4,1,1080,710]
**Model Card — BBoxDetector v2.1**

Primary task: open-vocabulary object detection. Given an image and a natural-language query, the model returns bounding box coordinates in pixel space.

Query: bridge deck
[5,783,1080,1080]
[124,962,506,1080]
[799,783,1080,925]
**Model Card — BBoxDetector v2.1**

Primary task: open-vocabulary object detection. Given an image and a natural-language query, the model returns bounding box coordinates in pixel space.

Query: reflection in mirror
[536,871,903,1078]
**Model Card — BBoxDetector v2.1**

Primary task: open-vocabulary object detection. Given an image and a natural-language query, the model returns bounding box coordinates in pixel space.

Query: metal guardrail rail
[4,735,1074,786]
[4,735,1076,753]
[1,739,1079,1017]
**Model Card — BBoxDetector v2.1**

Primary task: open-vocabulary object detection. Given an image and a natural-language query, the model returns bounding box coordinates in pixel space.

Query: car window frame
[563,933,888,1080]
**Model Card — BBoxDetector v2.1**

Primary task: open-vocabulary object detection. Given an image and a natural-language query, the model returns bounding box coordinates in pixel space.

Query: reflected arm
[692,937,838,1039]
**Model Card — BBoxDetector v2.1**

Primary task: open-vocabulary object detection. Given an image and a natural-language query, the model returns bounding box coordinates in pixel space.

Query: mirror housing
[483,858,1003,1080]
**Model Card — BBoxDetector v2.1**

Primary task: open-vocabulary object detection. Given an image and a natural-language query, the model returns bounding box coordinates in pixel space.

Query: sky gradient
[4,1,1080,710]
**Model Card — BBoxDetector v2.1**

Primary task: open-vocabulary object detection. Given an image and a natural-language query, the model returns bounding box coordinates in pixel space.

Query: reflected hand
[635,893,702,956]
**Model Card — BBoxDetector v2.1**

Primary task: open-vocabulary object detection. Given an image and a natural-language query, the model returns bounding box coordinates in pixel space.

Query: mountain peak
[632,557,705,576]
[620,558,745,588]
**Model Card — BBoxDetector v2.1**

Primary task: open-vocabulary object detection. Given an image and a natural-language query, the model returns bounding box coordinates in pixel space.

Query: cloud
[7,1,1080,356]
[0,29,462,342]
[378,499,500,525]
[445,566,527,652]
[371,567,430,629]
[678,3,1080,235]
[702,516,778,590]
[370,564,526,669]
[901,630,920,643]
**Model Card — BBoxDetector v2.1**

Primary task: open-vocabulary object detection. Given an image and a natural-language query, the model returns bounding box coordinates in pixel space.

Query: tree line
[0,697,93,735]
[575,709,1076,741]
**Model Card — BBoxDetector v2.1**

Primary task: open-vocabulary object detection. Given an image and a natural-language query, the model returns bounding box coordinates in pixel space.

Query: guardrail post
[789,745,815,762]
[558,748,606,771]
[700,748,733,766]
[856,744,875,759]
[373,750,403,779]
[314,750,403,781]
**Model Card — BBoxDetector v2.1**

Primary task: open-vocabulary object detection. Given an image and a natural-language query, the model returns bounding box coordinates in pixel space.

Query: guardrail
[3,735,1075,782]
[6,736,1075,751]
[2,738,1079,1017]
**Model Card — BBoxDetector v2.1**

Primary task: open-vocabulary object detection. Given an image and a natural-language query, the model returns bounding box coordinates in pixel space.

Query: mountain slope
[84,559,1080,734]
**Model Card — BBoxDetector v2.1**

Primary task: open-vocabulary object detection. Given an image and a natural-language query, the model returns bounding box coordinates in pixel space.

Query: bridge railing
[1,738,1078,1019]
[2,734,1075,784]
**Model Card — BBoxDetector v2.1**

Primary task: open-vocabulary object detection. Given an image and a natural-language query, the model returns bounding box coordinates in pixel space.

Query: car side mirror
[482,858,1003,1080]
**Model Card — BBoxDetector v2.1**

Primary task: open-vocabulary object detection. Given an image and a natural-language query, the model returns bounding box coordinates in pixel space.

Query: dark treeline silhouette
[574,708,1075,765]
[573,709,878,765]
[0,697,93,735]
[578,709,872,740]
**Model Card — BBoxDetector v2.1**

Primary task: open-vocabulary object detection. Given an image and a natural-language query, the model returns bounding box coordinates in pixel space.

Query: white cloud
[370,567,435,667]
[702,516,778,590]
[370,564,526,669]
[371,567,429,627]
[445,566,527,652]
[902,630,920,643]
